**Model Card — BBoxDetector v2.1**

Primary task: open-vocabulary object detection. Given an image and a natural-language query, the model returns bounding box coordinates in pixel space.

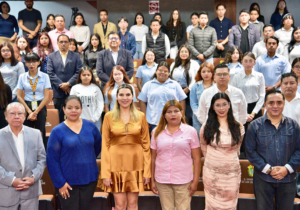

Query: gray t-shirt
[18,9,42,36]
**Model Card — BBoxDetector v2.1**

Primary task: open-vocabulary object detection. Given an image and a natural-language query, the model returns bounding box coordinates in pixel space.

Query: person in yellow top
[93,9,117,49]
[99,83,151,210]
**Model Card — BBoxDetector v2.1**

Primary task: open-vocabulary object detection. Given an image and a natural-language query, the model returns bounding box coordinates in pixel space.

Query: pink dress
[199,124,245,210]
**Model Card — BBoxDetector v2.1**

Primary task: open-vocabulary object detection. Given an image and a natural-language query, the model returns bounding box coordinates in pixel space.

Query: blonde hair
[112,84,140,122]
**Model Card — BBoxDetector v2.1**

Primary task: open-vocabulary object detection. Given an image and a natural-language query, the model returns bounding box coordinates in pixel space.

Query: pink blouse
[150,123,200,184]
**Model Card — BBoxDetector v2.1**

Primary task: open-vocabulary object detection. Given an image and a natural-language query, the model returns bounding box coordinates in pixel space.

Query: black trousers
[24,100,47,147]
[213,43,229,58]
[56,180,97,210]
[53,95,68,123]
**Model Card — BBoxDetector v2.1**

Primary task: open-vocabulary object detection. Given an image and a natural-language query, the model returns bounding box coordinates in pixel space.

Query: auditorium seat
[133,59,143,70]
[45,109,60,137]
[191,191,205,210]
[213,58,225,67]
[237,193,256,210]
[138,191,162,210]
[90,192,111,210]
[39,195,54,210]
[166,59,174,66]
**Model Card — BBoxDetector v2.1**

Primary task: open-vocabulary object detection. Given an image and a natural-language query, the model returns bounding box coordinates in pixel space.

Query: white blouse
[274,27,293,47]
[69,25,91,49]
[231,70,265,114]
[129,24,149,41]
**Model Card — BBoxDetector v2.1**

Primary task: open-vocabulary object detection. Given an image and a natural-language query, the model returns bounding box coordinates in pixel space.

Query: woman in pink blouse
[150,100,201,210]
[200,92,245,210]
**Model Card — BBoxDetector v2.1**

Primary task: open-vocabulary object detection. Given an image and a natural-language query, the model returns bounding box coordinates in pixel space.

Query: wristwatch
[273,85,276,90]
[67,82,71,87]
[266,167,273,174]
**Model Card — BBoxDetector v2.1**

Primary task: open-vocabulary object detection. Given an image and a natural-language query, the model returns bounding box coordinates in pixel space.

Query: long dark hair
[224,46,243,63]
[71,13,87,26]
[152,61,170,79]
[171,45,192,86]
[134,12,144,25]
[292,57,300,68]
[88,33,103,52]
[0,72,8,109]
[280,13,295,29]
[273,0,289,15]
[36,32,54,61]
[142,49,158,65]
[166,9,182,30]
[204,93,241,146]
[0,42,18,66]
[76,66,101,90]
[44,14,55,31]
[249,3,261,15]
[69,38,78,52]
[14,36,31,61]
[288,27,300,53]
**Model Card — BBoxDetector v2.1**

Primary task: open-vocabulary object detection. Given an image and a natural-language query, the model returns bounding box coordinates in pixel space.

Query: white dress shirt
[282,92,300,125]
[231,70,265,114]
[69,25,90,49]
[252,40,285,58]
[283,43,300,64]
[274,27,293,47]
[197,85,248,124]
[109,48,119,64]
[8,125,25,173]
[141,32,170,59]
[59,50,68,67]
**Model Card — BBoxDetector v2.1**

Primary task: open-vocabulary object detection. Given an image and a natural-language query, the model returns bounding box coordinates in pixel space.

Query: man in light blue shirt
[254,36,291,92]
[138,77,186,132]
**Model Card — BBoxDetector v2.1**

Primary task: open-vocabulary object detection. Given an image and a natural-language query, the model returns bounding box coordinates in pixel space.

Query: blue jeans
[133,42,143,59]
[253,172,296,210]
[194,57,214,66]
[192,114,202,137]
[94,118,101,131]
[149,124,156,136]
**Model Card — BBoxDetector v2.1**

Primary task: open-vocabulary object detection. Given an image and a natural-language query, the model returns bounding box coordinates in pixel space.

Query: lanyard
[28,77,39,99]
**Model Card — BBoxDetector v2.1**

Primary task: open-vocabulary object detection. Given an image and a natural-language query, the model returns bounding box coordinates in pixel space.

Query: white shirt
[109,48,119,64]
[197,85,248,124]
[129,24,149,41]
[8,125,25,173]
[59,51,68,67]
[283,43,300,64]
[231,70,265,114]
[170,60,200,89]
[70,83,104,122]
[274,27,293,47]
[69,25,91,49]
[282,92,300,125]
[141,33,170,59]
[252,40,285,59]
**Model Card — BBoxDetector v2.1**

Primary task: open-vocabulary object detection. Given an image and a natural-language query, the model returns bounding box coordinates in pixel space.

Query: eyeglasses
[216,73,229,77]
[264,30,273,33]
[58,41,69,44]
[109,38,119,41]
[1,49,10,53]
[25,61,38,65]
[8,112,25,117]
[157,69,169,73]
[113,73,122,77]
[214,103,229,109]
[146,54,155,57]
[293,65,300,69]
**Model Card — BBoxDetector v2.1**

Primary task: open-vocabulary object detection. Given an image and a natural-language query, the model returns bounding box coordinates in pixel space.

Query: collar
[217,16,225,22]
[115,81,125,88]
[59,50,68,56]
[119,30,128,36]
[151,32,160,37]
[281,27,293,32]
[228,62,243,68]
[109,48,119,54]
[262,113,286,123]
[20,50,26,55]
[55,28,68,34]
[240,24,249,30]
[241,69,255,78]
[287,92,300,102]
[145,62,157,69]
[265,53,279,59]
[249,20,259,24]
[215,84,231,93]
[8,125,24,136]
[26,70,41,79]
[198,25,208,30]
[164,123,184,133]
[152,78,172,84]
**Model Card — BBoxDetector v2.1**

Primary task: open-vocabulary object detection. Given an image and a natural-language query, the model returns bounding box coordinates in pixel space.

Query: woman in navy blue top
[0,2,19,45]
[270,0,289,31]
[47,95,102,210]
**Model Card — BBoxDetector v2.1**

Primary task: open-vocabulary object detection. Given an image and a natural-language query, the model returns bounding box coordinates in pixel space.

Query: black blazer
[47,51,82,98]
[96,48,134,89]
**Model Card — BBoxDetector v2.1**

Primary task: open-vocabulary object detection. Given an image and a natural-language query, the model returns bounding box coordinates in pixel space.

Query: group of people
[1,0,300,210]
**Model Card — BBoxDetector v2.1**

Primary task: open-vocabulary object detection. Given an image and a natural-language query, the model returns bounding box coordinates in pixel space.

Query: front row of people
[1,83,300,210]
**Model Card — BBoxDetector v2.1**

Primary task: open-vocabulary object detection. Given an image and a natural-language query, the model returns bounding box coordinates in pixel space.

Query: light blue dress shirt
[104,82,137,110]
[110,48,119,64]
[17,70,51,101]
[190,81,205,112]
[135,63,158,87]
[138,78,187,125]
[253,54,291,87]
[226,62,244,84]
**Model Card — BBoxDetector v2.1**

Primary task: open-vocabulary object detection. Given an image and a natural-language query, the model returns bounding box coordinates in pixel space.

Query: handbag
[170,35,177,48]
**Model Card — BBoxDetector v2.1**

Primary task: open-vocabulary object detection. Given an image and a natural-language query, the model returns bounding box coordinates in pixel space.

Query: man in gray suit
[0,102,46,210]
[96,31,134,89]
[47,34,82,122]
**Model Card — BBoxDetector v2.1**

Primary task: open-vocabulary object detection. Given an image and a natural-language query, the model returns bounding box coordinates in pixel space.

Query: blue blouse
[0,14,19,38]
[46,119,102,189]
[135,63,157,87]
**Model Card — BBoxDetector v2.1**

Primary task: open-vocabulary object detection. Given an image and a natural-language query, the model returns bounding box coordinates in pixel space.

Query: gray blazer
[0,126,46,207]
[228,24,260,51]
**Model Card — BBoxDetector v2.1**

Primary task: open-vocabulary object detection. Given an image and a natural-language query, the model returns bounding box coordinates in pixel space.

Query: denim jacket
[246,114,300,183]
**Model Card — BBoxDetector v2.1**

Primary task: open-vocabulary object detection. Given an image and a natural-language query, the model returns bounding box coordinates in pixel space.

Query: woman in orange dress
[99,83,151,210]
[200,92,244,210]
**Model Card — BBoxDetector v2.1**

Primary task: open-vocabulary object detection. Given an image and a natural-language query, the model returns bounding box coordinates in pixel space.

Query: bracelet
[251,112,256,116]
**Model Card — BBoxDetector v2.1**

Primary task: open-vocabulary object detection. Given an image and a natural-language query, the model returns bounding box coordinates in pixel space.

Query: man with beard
[18,0,42,48]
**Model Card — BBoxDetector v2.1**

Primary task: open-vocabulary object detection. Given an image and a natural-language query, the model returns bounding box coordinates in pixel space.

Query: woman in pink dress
[200,92,245,210]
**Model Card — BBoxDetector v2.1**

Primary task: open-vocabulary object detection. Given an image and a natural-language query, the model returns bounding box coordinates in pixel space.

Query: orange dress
[98,111,151,192]
[199,124,245,210]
